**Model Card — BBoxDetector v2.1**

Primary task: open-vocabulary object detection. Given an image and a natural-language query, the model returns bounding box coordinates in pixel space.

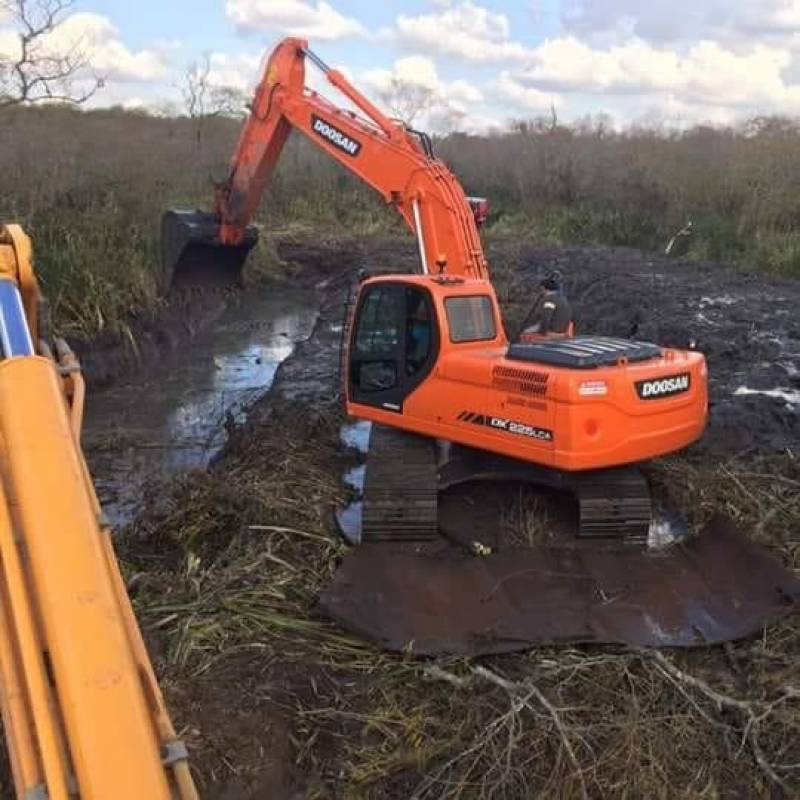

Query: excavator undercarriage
[322,424,800,654]
[356,425,653,545]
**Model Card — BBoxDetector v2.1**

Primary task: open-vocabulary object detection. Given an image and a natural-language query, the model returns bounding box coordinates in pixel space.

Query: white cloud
[205,52,263,92]
[562,1,800,46]
[495,71,560,113]
[225,0,365,40]
[449,78,483,105]
[365,55,440,93]
[393,1,530,63]
[460,114,507,136]
[363,55,485,133]
[61,14,167,82]
[628,95,739,130]
[0,12,167,83]
[515,36,794,109]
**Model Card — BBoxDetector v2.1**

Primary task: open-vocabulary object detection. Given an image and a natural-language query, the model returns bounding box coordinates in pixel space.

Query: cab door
[348,282,439,413]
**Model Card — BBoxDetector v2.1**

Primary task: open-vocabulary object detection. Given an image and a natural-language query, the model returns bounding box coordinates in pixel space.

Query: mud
[501,244,800,457]
[72,292,230,389]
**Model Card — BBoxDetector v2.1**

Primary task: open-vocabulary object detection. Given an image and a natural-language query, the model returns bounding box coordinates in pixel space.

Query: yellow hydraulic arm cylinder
[0,225,198,799]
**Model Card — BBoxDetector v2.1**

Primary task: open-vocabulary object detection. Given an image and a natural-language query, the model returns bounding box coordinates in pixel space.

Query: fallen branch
[643,649,800,792]
[473,665,589,800]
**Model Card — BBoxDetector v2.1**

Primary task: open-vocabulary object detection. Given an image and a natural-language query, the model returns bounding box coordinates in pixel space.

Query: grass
[651,451,800,552]
[121,399,800,798]
[501,489,555,548]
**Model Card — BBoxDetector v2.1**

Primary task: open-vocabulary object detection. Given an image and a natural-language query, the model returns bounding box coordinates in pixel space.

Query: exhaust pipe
[161,210,259,292]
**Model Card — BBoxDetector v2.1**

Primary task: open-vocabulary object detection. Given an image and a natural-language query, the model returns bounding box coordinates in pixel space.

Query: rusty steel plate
[319,515,800,654]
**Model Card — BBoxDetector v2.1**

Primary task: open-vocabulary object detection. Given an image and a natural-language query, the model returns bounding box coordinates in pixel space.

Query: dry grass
[501,489,556,548]
[121,400,800,798]
[651,451,800,559]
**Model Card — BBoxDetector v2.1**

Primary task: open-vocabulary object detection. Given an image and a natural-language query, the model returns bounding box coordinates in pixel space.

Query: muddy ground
[104,235,799,798]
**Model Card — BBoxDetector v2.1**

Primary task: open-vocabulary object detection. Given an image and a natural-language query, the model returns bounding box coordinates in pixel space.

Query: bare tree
[0,0,102,109]
[181,55,211,120]
[181,53,247,146]
[377,77,434,127]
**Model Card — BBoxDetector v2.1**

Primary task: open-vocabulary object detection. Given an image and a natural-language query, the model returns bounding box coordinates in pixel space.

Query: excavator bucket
[320,515,800,654]
[161,210,258,291]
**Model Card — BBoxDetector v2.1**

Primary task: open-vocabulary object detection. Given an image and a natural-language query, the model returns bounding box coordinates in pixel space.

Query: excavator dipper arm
[163,38,488,288]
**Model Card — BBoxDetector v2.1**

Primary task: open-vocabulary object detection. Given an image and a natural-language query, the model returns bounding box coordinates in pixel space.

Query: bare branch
[644,649,800,793]
[473,666,589,800]
[180,53,247,148]
[181,54,211,119]
[0,0,102,109]
[377,77,433,127]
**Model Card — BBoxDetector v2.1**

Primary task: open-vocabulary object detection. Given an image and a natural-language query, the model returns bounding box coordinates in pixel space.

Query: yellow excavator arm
[0,224,197,800]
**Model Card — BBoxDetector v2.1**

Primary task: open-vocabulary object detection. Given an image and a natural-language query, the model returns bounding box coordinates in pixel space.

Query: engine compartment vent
[492,365,549,396]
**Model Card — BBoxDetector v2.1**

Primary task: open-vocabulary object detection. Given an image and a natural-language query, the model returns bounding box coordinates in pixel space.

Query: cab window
[355,286,402,354]
[351,284,435,394]
[445,295,496,342]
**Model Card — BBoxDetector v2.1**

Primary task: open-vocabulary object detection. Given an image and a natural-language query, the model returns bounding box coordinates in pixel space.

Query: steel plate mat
[319,515,800,654]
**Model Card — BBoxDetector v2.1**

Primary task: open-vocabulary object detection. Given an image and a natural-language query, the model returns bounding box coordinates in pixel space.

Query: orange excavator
[0,225,198,799]
[163,39,799,653]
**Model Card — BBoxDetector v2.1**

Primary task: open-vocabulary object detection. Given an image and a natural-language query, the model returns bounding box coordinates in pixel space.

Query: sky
[5,1,800,132]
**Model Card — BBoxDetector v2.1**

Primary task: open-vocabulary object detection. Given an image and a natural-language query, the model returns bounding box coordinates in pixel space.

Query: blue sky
[5,1,800,130]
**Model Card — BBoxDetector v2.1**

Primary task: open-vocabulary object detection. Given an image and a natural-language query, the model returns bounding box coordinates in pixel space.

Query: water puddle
[83,289,318,526]
[699,294,737,307]
[734,386,800,408]
[647,509,690,551]
[340,420,371,453]
[336,420,371,544]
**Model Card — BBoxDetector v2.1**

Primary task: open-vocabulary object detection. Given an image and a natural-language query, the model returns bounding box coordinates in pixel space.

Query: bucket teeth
[161,209,258,291]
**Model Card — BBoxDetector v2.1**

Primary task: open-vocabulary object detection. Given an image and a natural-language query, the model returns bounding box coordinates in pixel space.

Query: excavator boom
[163,38,487,289]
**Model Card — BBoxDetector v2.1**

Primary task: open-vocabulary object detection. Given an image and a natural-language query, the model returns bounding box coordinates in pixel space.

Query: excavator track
[573,467,651,544]
[361,424,438,543]
[361,429,651,545]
